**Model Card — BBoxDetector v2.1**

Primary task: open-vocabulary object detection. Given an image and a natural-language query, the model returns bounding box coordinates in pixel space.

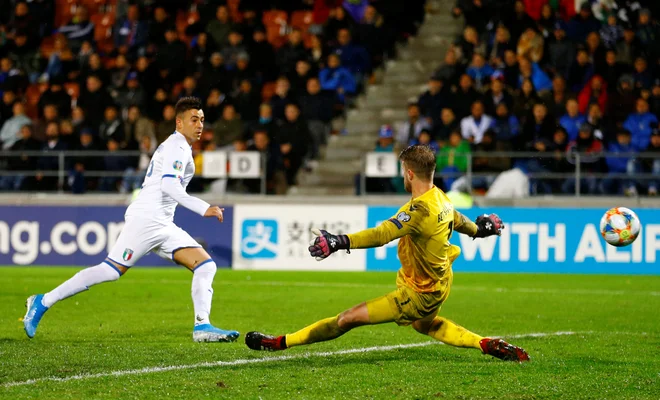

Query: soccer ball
[599,207,641,247]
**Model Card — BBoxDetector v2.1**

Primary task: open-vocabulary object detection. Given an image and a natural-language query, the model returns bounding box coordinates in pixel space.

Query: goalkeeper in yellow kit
[245,145,530,362]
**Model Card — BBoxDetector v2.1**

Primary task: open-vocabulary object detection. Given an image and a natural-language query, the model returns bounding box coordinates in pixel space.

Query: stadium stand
[0,0,658,197]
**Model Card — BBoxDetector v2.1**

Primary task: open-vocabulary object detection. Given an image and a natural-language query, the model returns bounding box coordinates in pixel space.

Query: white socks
[42,262,121,308]
[191,260,217,326]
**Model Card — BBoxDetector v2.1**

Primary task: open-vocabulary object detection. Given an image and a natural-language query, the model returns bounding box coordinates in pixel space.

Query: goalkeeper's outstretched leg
[411,313,530,362]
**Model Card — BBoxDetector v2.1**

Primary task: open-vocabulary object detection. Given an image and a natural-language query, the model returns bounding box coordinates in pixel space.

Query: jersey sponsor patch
[173,160,183,171]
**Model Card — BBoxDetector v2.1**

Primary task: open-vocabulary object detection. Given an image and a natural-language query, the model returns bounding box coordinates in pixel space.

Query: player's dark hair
[175,96,202,118]
[399,145,436,182]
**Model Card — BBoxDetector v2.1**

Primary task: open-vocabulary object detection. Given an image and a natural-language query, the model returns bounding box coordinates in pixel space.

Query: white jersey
[125,131,210,224]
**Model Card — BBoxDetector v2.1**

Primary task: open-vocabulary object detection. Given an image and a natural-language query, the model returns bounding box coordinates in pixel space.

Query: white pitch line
[2,331,584,388]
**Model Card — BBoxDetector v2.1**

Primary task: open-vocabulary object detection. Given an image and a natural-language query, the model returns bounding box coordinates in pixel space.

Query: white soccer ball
[599,207,641,247]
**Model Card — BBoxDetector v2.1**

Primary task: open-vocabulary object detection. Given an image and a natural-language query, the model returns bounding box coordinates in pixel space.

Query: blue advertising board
[0,206,233,267]
[367,207,660,274]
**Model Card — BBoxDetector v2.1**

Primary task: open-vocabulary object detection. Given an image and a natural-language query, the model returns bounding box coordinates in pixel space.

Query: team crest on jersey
[123,248,133,262]
[173,160,183,171]
[397,211,411,223]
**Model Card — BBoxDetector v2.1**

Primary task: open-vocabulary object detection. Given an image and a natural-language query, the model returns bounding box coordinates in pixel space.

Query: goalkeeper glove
[473,214,504,238]
[308,228,350,261]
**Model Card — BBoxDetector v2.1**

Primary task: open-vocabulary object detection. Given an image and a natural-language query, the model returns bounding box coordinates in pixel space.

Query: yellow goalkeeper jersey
[348,187,472,293]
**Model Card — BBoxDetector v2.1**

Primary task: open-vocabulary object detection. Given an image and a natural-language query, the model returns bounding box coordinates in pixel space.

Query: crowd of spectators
[0,0,424,194]
[372,0,660,196]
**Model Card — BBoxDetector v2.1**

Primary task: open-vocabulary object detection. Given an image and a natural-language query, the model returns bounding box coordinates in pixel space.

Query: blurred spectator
[109,54,131,94]
[204,88,227,125]
[4,124,40,191]
[466,53,494,91]
[56,6,94,53]
[230,54,255,95]
[453,74,482,119]
[520,103,555,150]
[542,76,569,119]
[71,106,90,135]
[308,34,329,68]
[37,78,72,119]
[68,129,102,194]
[222,31,247,69]
[507,1,537,41]
[484,78,513,116]
[200,53,231,95]
[325,6,355,47]
[487,25,514,68]
[35,121,67,191]
[585,32,607,72]
[0,90,17,126]
[273,103,311,185]
[270,77,297,121]
[547,21,575,79]
[206,5,234,48]
[650,81,660,117]
[623,98,658,151]
[234,79,261,123]
[602,128,637,195]
[276,29,309,77]
[248,103,276,139]
[513,78,541,123]
[600,14,624,49]
[434,108,459,145]
[114,4,148,58]
[642,129,660,195]
[578,75,608,114]
[454,26,484,64]
[34,104,59,142]
[452,129,511,193]
[410,128,439,153]
[598,50,629,94]
[491,103,521,141]
[99,139,129,192]
[616,25,640,65]
[78,75,114,131]
[607,74,637,123]
[0,102,31,149]
[502,50,521,89]
[213,104,244,148]
[289,59,316,98]
[560,98,587,141]
[518,57,552,93]
[435,130,471,190]
[537,3,556,36]
[300,77,334,160]
[434,50,462,88]
[122,134,156,193]
[156,104,176,144]
[42,34,75,83]
[527,126,571,194]
[319,53,357,105]
[375,125,394,152]
[460,100,493,144]
[635,9,659,62]
[124,105,155,148]
[567,3,601,42]
[179,76,201,100]
[563,123,605,194]
[79,53,109,87]
[116,72,147,112]
[8,30,41,84]
[632,57,653,90]
[156,26,187,82]
[99,105,125,145]
[567,49,594,93]
[395,103,430,149]
[517,28,544,64]
[248,28,277,82]
[418,76,451,127]
[246,129,287,195]
[356,5,388,69]
[189,33,214,78]
[334,28,371,85]
[58,119,77,149]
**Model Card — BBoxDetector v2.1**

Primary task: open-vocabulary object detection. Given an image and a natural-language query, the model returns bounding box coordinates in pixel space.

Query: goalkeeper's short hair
[399,145,436,181]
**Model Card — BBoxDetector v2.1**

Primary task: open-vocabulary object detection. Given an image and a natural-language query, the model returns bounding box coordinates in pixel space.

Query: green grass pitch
[1,267,659,399]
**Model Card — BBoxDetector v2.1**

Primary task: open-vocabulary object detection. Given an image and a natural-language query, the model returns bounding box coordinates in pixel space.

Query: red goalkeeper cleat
[480,338,530,362]
[245,331,287,351]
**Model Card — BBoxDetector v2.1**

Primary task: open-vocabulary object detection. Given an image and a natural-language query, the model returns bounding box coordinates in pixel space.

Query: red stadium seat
[262,10,287,27]
[64,82,80,100]
[290,10,313,32]
[25,84,48,119]
[91,13,115,43]
[39,36,56,58]
[261,82,276,102]
[227,0,241,22]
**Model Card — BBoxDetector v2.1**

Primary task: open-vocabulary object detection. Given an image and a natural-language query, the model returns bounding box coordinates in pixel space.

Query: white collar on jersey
[172,130,193,149]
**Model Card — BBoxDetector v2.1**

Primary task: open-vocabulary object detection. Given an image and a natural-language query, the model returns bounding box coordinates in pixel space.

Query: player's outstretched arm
[309,206,425,261]
[160,144,214,218]
[453,210,504,238]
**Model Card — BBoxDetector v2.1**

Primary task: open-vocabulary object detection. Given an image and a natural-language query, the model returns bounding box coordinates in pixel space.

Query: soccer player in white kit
[23,97,240,343]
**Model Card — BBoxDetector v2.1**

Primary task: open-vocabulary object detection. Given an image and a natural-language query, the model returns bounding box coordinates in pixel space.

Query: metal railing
[361,151,660,197]
[0,150,268,194]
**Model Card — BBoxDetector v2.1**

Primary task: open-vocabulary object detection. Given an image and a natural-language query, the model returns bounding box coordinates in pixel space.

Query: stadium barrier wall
[1,203,659,274]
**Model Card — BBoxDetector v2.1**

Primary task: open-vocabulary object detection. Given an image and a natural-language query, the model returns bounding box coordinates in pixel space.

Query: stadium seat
[227,0,241,22]
[91,13,115,42]
[55,0,79,27]
[39,36,56,58]
[263,10,287,28]
[261,82,276,102]
[25,84,48,119]
[64,82,80,100]
[290,10,313,32]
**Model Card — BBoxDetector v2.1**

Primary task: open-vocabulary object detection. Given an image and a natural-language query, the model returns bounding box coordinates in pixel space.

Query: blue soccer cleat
[24,294,49,339]
[192,324,240,343]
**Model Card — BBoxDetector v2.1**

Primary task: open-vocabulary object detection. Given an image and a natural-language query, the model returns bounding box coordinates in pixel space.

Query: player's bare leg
[412,313,530,362]
[24,259,126,338]
[173,247,239,343]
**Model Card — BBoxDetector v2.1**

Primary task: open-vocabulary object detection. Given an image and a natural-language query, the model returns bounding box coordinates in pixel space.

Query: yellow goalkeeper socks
[285,315,348,348]
[426,317,483,349]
